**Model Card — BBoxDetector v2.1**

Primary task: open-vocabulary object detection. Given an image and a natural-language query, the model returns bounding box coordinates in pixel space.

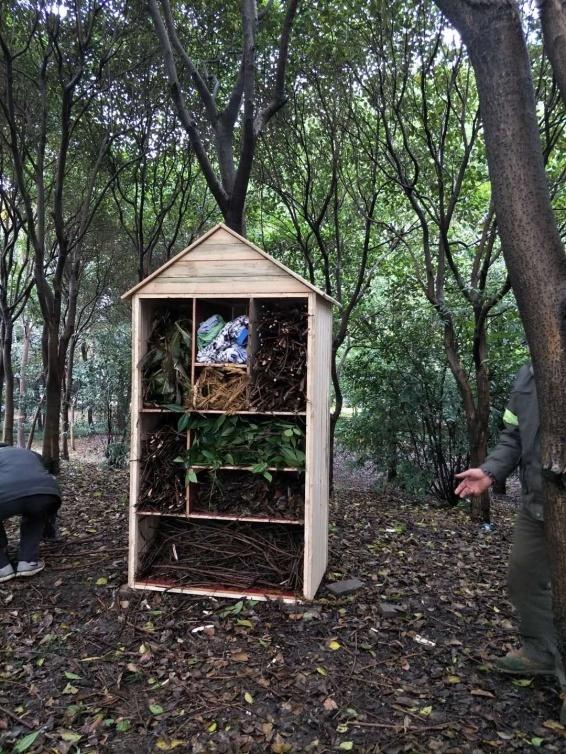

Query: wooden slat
[138,292,310,300]
[166,259,288,277]
[141,278,307,295]
[186,243,261,260]
[303,295,332,599]
[129,299,157,585]
[133,580,300,603]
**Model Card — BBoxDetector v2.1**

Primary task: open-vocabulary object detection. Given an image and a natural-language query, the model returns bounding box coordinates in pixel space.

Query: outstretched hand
[454,468,493,498]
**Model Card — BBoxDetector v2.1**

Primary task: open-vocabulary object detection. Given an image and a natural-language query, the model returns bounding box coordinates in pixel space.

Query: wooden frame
[123,225,334,602]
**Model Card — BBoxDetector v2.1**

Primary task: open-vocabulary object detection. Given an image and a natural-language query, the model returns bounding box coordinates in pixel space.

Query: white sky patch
[441,26,461,48]
[50,3,68,18]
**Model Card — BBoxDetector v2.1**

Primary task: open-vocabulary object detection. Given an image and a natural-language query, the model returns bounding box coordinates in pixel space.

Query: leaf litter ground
[1,453,565,753]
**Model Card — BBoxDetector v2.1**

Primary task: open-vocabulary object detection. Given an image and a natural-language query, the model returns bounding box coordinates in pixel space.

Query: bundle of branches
[140,308,191,406]
[249,303,307,411]
[139,519,304,593]
[139,425,186,513]
[192,366,249,412]
[192,470,304,519]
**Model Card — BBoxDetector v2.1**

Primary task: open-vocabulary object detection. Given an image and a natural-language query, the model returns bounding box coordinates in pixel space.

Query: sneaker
[16,560,45,578]
[0,563,15,583]
[494,647,555,676]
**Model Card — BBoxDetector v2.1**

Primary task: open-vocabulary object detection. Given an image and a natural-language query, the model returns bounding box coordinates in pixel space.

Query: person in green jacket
[455,364,560,678]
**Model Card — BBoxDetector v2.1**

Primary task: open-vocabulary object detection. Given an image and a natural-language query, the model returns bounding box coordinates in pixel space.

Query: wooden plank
[186,244,261,260]
[188,512,304,525]
[167,259,289,278]
[138,292,309,300]
[129,298,153,585]
[132,580,300,603]
[201,227,235,243]
[141,278,308,295]
[303,295,332,599]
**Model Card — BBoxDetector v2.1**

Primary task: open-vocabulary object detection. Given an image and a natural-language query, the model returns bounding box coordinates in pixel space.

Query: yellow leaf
[445,675,460,684]
[328,641,341,651]
[207,722,217,733]
[316,666,328,676]
[339,744,354,751]
[336,724,348,733]
[244,692,254,704]
[155,739,186,751]
[419,706,433,717]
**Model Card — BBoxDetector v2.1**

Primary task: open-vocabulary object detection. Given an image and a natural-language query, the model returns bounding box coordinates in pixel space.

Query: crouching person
[0,444,61,582]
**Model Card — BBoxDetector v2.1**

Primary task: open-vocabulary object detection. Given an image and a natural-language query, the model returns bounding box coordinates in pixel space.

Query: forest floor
[1,443,566,753]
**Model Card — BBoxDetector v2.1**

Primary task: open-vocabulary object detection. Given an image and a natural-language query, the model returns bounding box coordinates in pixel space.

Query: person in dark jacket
[0,445,61,582]
[455,364,559,678]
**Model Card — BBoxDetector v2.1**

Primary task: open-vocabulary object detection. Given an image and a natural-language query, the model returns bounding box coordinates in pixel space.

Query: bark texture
[434,0,566,683]
[539,0,566,104]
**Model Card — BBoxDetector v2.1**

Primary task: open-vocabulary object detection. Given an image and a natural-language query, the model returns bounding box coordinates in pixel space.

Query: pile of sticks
[140,519,304,592]
[139,425,186,513]
[249,303,307,412]
[192,366,249,412]
[191,470,304,519]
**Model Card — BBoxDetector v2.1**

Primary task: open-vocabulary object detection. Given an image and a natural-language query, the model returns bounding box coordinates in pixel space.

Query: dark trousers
[0,494,60,565]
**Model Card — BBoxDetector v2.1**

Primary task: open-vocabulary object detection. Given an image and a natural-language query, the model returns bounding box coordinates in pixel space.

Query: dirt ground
[1,447,565,753]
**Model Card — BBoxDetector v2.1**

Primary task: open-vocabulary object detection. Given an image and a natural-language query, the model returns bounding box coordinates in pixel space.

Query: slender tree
[148,0,299,234]
[0,2,128,470]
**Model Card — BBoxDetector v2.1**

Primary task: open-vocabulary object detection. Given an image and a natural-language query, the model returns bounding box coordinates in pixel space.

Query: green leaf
[64,671,81,680]
[96,577,108,586]
[338,744,353,751]
[116,719,131,732]
[244,691,254,704]
[512,678,533,687]
[149,703,164,715]
[186,469,198,484]
[13,732,40,753]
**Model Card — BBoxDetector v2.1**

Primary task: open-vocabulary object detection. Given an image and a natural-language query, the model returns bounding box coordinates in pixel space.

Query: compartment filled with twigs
[138,518,304,594]
[192,365,249,412]
[138,423,186,514]
[190,469,304,521]
[249,301,308,412]
[140,304,192,407]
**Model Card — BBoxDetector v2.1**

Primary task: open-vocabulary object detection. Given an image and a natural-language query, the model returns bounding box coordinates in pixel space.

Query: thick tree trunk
[539,0,566,104]
[16,321,31,448]
[434,0,566,689]
[2,320,14,445]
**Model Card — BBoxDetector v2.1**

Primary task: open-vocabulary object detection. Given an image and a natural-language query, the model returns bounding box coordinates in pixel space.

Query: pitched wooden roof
[121,223,338,305]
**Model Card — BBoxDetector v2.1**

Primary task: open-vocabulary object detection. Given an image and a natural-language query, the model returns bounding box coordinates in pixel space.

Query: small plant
[139,309,191,406]
[105,441,128,469]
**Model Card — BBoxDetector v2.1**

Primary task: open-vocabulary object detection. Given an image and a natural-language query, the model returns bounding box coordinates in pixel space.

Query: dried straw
[192,365,249,412]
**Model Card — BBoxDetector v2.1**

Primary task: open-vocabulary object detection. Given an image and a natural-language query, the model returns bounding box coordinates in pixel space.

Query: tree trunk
[70,400,76,451]
[27,395,45,450]
[2,320,14,445]
[434,0,566,688]
[539,0,566,104]
[61,339,76,461]
[42,323,62,473]
[0,320,4,427]
[17,320,31,448]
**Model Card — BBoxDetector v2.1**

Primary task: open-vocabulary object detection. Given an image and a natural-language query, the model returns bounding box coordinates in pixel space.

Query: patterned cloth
[197,314,225,350]
[197,315,249,364]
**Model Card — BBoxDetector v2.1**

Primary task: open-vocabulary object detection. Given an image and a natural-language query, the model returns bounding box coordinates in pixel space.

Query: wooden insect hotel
[122,224,335,601]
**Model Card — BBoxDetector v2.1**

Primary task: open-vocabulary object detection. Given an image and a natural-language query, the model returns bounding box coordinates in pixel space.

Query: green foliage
[140,310,192,406]
[105,442,129,469]
[177,414,305,479]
